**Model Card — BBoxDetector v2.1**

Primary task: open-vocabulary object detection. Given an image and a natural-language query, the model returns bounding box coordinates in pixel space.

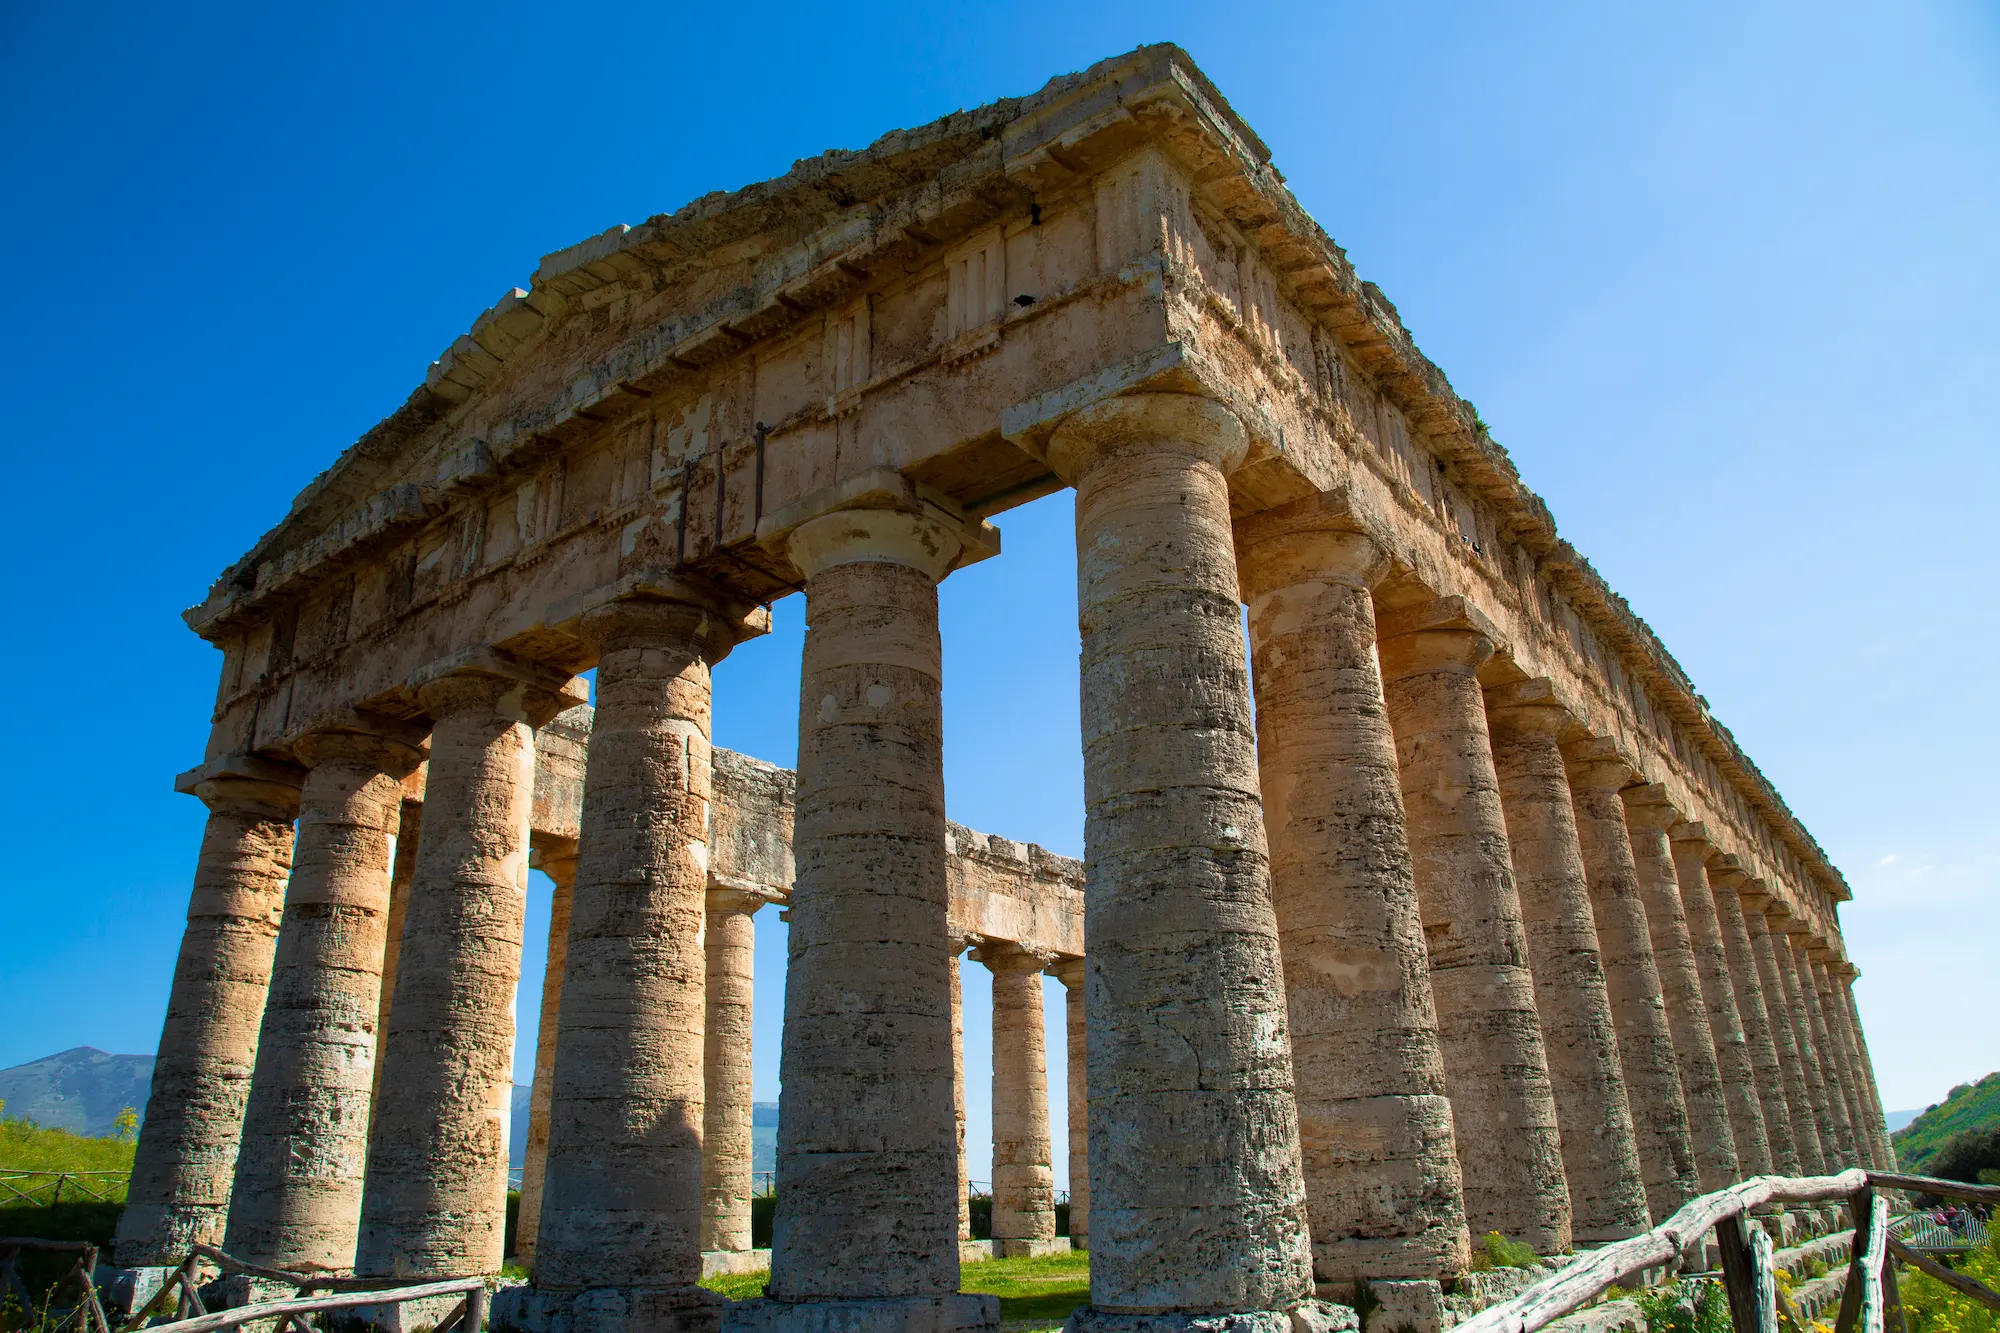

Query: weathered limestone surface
[1054,959,1088,1250]
[1563,740,1699,1221]
[1668,827,1771,1178]
[1788,935,1856,1166]
[1708,862,1801,1175]
[763,503,970,1315]
[703,887,766,1255]
[1739,893,1825,1174]
[1484,683,1646,1244]
[116,765,300,1267]
[982,945,1058,1254]
[371,794,422,1109]
[530,596,755,1327]
[1813,958,1878,1167]
[1051,393,1313,1317]
[1378,608,1571,1255]
[1833,970,1894,1166]
[1239,505,1469,1282]
[226,727,423,1273]
[358,659,580,1279]
[516,844,576,1267]
[951,939,972,1246]
[1621,786,1737,1194]
[1765,914,1843,1168]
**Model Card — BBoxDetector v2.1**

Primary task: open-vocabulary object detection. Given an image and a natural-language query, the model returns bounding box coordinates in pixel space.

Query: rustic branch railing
[0,1170,130,1208]
[135,1278,486,1333]
[0,1236,112,1333]
[1452,1170,1999,1333]
[118,1243,490,1332]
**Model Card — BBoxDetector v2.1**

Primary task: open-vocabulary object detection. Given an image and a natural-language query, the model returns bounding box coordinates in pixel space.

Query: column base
[995,1239,1071,1260]
[1065,1301,1355,1333]
[703,1251,773,1280]
[493,1284,725,1333]
[721,1294,999,1333]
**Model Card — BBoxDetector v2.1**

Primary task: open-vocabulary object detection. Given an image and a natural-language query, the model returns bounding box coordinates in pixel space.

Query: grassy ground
[700,1251,1091,1328]
[0,1117,136,1179]
[0,1116,136,1312]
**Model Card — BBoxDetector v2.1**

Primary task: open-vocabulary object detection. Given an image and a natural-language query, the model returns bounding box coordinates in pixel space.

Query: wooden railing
[1454,1170,2000,1333]
[0,1236,112,1333]
[0,1171,130,1208]
[123,1244,488,1333]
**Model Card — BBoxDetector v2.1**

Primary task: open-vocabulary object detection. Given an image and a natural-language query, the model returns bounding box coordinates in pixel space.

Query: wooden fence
[0,1171,130,1209]
[0,1236,112,1333]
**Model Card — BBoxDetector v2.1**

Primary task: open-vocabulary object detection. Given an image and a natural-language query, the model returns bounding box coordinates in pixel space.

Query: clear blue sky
[3,0,1995,1191]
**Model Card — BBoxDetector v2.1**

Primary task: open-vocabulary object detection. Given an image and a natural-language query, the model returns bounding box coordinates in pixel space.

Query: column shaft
[1742,901,1825,1172]
[227,730,421,1272]
[1379,619,1570,1254]
[703,891,764,1254]
[371,798,421,1112]
[1817,961,1883,1166]
[358,664,564,1278]
[516,850,576,1267]
[1836,975,1895,1166]
[987,950,1055,1251]
[952,941,971,1244]
[1791,939,1856,1165]
[1054,394,1313,1316]
[1054,961,1088,1250]
[1622,791,1738,1193]
[771,510,962,1305]
[1768,921,1841,1167]
[115,771,299,1266]
[1709,873,1801,1173]
[1486,695,1646,1243]
[1669,834,1771,1177]
[1240,514,1469,1280]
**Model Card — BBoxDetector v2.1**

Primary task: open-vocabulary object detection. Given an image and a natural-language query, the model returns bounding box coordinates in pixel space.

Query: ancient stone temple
[117,43,1892,1333]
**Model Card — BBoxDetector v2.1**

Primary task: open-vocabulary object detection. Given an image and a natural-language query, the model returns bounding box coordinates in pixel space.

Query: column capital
[706,875,782,916]
[973,941,1059,974]
[1668,821,1713,849]
[1737,878,1778,911]
[1561,735,1638,793]
[292,716,427,777]
[757,466,999,583]
[410,646,588,728]
[1376,595,1502,678]
[1619,783,1682,831]
[1483,676,1580,739]
[530,837,580,890]
[175,753,307,821]
[1046,391,1247,484]
[578,587,767,667]
[1233,491,1387,601]
[1049,957,1085,990]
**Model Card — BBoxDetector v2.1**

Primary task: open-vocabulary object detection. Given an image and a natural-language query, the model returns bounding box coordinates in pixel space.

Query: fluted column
[371,796,422,1111]
[115,758,302,1267]
[1238,504,1469,1280]
[227,725,425,1273]
[704,885,770,1255]
[1562,740,1698,1219]
[1787,933,1856,1165]
[981,945,1057,1255]
[951,935,972,1245]
[526,595,755,1333]
[1832,964,1894,1166]
[1050,392,1314,1324]
[1810,953,1874,1166]
[1764,904,1843,1167]
[1621,786,1738,1194]
[756,494,987,1329]
[357,654,579,1279]
[516,843,578,1267]
[1378,603,1570,1255]
[1707,861,1801,1175]
[1052,959,1087,1250]
[1668,826,1771,1178]
[1485,682,1646,1243]
[1738,888,1826,1173]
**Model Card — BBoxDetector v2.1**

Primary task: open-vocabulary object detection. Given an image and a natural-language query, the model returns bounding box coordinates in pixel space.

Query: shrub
[1633,1278,1732,1333]
[1468,1231,1541,1271]
[1900,1233,2000,1333]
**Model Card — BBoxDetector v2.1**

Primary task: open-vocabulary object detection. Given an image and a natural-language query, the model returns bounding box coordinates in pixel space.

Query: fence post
[1719,1213,1768,1333]
[1835,1187,1876,1333]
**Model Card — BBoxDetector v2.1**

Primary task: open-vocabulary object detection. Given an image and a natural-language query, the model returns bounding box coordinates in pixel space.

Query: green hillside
[1892,1071,2000,1171]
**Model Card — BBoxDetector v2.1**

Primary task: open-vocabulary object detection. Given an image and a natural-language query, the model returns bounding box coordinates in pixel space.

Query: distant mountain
[1892,1071,2000,1171]
[511,1085,532,1166]
[1886,1109,1922,1133]
[753,1101,776,1174]
[0,1048,154,1137]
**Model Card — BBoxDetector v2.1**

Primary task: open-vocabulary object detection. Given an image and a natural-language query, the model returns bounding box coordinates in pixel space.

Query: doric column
[526,593,757,1333]
[1378,601,1570,1255]
[226,723,425,1273]
[1737,886,1826,1173]
[1832,964,1895,1166]
[980,944,1057,1255]
[115,757,302,1267]
[357,652,581,1279]
[1621,786,1738,1194]
[1668,826,1772,1178]
[750,486,994,1333]
[1764,904,1843,1166]
[1707,860,1801,1174]
[1052,959,1087,1251]
[1237,502,1470,1280]
[1050,393,1314,1325]
[1561,739,1698,1219]
[1787,932,1857,1165]
[951,935,972,1245]
[704,884,773,1255]
[370,794,422,1110]
[1484,681,1646,1244]
[516,842,578,1268]
[1811,953,1876,1166]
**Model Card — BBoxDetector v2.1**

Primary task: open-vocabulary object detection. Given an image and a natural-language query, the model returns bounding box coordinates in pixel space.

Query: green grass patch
[0,1117,135,1180]
[698,1250,1090,1326]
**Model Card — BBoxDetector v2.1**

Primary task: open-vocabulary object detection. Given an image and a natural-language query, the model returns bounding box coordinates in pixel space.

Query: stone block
[493,1284,725,1333]
[93,1266,173,1318]
[722,1294,998,1333]
[995,1238,1069,1259]
[1065,1305,1354,1333]
[701,1250,773,1279]
[1366,1280,1446,1333]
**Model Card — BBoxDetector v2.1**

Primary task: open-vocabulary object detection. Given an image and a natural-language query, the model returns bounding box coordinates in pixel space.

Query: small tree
[113,1106,139,1140]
